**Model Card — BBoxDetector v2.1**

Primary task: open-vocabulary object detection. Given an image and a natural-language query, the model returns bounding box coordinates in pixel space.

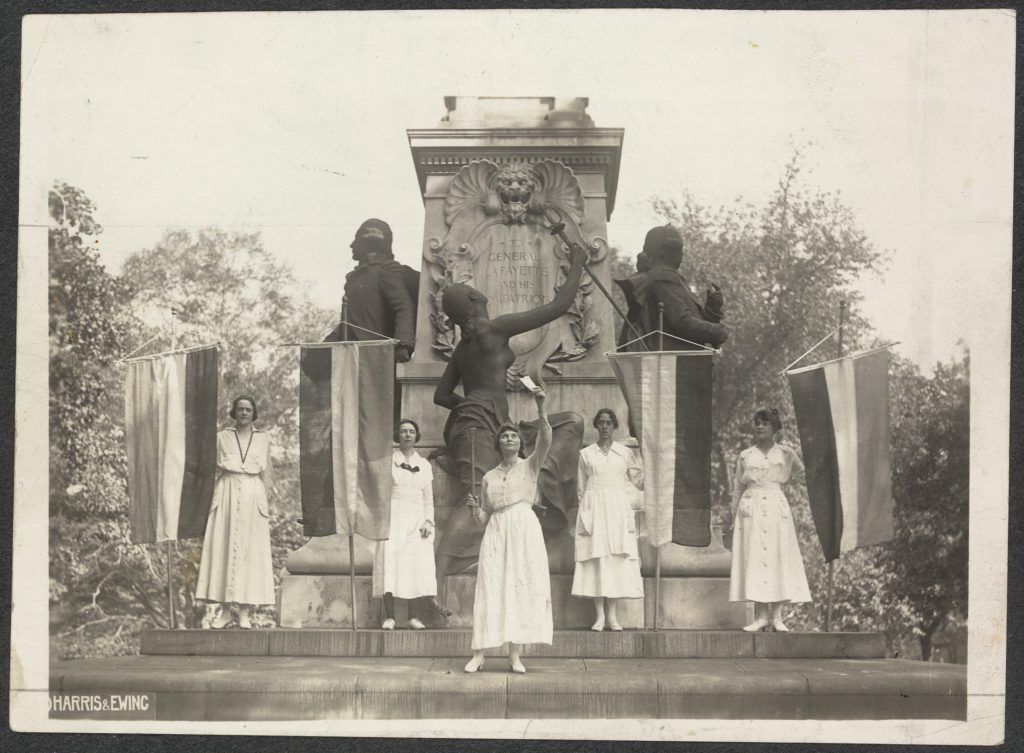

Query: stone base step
[278,574,749,630]
[50,655,967,721]
[140,628,887,659]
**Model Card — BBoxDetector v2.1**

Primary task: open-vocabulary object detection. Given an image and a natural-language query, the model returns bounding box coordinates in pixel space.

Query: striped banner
[607,350,714,548]
[787,349,895,561]
[124,346,219,544]
[299,340,394,539]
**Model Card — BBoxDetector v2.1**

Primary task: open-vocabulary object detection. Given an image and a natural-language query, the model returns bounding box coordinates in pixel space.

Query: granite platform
[50,653,967,721]
[277,574,747,630]
[139,628,888,660]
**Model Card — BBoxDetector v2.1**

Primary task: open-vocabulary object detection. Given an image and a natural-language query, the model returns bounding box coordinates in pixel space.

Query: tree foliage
[48,152,968,662]
[121,228,335,625]
[49,181,161,658]
[878,353,969,659]
[49,190,335,658]
[640,153,968,658]
[651,151,886,511]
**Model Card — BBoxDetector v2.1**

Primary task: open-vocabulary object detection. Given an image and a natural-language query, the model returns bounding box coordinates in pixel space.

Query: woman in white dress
[372,418,445,630]
[196,395,275,629]
[729,407,812,632]
[464,388,552,674]
[572,408,645,631]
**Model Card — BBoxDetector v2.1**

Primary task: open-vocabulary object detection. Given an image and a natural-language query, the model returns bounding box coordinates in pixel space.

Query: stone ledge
[140,629,887,659]
[642,630,753,658]
[282,528,734,577]
[277,573,746,629]
[752,632,887,659]
[267,630,383,657]
[139,629,270,656]
[50,656,967,721]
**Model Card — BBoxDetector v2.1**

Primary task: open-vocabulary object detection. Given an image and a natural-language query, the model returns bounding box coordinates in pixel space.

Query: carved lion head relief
[491,164,540,223]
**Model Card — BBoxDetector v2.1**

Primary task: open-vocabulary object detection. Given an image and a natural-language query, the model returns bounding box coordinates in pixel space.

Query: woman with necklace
[196,395,275,629]
[729,407,812,632]
[571,408,645,631]
[372,418,442,630]
[463,388,552,674]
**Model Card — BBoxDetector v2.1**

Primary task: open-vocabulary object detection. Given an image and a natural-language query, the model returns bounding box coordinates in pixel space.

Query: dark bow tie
[399,463,420,473]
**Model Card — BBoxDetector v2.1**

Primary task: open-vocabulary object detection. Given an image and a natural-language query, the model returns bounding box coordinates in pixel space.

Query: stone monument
[278,97,745,630]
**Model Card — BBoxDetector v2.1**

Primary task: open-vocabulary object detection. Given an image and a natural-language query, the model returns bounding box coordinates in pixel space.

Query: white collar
[590,440,626,456]
[392,449,422,466]
[747,443,782,461]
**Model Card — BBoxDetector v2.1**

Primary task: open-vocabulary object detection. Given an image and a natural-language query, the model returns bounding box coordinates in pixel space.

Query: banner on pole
[124,346,219,544]
[787,348,895,561]
[299,340,394,540]
[607,350,714,548]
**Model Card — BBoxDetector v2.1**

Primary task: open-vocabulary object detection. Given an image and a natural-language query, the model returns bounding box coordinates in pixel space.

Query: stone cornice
[408,128,624,217]
[408,127,624,141]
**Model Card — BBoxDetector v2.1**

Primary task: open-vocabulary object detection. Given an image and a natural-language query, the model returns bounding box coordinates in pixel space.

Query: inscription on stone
[487,242,549,308]
[425,158,607,369]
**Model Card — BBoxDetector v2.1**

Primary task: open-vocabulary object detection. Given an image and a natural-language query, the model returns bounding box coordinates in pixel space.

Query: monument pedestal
[278,573,745,631]
[280,485,747,630]
[281,97,745,631]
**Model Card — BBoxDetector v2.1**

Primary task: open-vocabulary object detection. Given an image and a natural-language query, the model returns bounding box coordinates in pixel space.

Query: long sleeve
[650,275,728,347]
[477,474,492,525]
[382,268,416,351]
[421,468,435,524]
[528,413,553,473]
[730,456,745,515]
[626,447,644,491]
[575,449,594,536]
[700,301,723,323]
[576,454,589,505]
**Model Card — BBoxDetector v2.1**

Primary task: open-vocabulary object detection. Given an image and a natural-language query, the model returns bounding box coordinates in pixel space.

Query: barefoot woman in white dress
[464,388,552,674]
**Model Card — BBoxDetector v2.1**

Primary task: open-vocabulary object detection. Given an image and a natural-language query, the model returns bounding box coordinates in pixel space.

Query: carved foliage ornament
[426,159,606,378]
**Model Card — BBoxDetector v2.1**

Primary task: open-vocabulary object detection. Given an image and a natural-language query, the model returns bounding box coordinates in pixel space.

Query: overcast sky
[21,9,1015,370]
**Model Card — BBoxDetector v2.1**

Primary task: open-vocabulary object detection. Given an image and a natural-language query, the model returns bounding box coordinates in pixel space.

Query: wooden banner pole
[653,304,666,631]
[165,540,176,629]
[825,300,847,633]
[167,308,179,629]
[349,534,358,632]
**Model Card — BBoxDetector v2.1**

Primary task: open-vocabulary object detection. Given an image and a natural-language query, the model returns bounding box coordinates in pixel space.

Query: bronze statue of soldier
[325,218,419,363]
[324,218,419,420]
[617,224,729,351]
[432,243,589,598]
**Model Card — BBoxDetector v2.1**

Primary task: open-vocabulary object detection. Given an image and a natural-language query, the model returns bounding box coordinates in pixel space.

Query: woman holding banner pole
[728,407,811,632]
[196,395,275,629]
[464,387,552,674]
